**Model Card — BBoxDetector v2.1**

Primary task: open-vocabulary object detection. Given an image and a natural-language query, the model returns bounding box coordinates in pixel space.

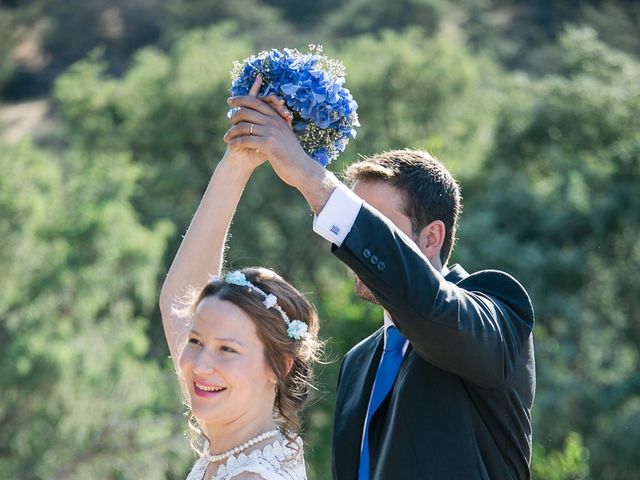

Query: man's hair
[344,149,462,265]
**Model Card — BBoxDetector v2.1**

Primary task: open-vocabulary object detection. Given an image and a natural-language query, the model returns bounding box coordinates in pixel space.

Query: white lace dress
[185,437,307,480]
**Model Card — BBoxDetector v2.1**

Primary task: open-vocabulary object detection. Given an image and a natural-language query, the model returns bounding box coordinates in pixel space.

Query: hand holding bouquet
[229,45,360,166]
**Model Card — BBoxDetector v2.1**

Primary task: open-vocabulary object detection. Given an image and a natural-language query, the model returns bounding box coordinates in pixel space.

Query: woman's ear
[417,220,446,268]
[270,357,294,386]
[285,357,294,376]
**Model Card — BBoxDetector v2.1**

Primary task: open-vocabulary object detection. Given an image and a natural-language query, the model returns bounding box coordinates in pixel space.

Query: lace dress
[185,437,307,480]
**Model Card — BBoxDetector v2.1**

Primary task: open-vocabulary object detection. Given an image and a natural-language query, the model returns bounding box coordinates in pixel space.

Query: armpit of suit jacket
[330,204,536,480]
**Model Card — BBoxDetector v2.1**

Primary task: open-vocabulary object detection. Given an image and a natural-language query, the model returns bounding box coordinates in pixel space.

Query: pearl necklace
[204,429,280,463]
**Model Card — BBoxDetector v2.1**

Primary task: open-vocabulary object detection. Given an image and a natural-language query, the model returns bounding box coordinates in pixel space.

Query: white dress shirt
[312,182,362,247]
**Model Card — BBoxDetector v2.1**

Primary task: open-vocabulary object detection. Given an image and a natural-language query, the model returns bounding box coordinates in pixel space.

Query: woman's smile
[193,380,227,397]
[179,296,277,430]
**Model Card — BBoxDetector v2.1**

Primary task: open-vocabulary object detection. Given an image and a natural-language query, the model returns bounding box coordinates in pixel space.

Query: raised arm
[333,205,534,387]
[159,78,294,367]
[158,151,259,364]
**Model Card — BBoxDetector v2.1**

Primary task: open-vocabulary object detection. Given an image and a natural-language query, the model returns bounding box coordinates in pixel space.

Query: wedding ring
[249,123,255,136]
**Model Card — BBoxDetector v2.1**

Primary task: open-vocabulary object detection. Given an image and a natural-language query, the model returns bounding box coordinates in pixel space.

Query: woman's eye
[220,345,237,354]
[188,338,202,346]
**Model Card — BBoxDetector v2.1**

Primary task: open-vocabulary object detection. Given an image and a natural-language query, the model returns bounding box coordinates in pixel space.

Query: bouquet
[229,45,360,167]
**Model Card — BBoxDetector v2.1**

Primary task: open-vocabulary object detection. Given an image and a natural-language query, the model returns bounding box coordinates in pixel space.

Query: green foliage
[54,26,249,230]
[1,0,292,99]
[463,0,640,74]
[533,432,590,480]
[337,28,498,177]
[3,2,640,478]
[165,0,285,43]
[319,0,446,38]
[0,9,16,91]
[458,28,640,480]
[0,141,184,478]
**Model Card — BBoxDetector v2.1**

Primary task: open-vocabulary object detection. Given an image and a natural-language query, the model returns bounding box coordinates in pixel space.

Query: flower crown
[209,271,309,340]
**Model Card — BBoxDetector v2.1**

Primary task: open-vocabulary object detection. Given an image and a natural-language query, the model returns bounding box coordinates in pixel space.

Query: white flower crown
[208,271,309,340]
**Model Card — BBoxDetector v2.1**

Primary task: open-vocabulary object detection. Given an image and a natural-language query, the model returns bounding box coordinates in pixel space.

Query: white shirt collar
[383,310,409,354]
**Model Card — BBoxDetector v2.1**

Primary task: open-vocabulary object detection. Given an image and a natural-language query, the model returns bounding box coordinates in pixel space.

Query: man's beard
[354,275,380,305]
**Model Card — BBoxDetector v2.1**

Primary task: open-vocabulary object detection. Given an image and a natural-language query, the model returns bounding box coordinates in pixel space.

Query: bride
[159,78,319,479]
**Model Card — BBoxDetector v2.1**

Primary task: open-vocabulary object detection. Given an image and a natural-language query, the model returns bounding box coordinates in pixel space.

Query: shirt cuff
[312,182,363,247]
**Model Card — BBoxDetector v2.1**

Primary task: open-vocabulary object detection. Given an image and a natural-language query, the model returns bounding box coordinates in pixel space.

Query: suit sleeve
[332,204,534,388]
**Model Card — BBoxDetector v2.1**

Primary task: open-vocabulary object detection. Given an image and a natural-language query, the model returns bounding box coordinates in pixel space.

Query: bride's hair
[179,266,322,454]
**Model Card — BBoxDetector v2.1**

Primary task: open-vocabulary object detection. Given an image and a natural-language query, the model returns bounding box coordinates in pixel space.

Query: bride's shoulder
[229,473,263,480]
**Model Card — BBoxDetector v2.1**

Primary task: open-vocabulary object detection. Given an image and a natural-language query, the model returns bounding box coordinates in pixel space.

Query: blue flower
[230,46,359,166]
[313,149,331,167]
[224,271,252,288]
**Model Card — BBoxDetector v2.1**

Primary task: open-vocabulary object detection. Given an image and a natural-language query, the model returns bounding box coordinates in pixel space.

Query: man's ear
[417,220,446,265]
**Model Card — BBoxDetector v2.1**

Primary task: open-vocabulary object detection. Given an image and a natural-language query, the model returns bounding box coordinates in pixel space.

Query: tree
[0,141,184,478]
[458,27,640,479]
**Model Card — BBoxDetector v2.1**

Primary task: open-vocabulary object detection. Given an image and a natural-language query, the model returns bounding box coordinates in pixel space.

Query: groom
[226,96,536,479]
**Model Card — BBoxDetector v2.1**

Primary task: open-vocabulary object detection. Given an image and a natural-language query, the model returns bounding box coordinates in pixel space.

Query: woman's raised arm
[159,149,261,362]
[158,77,294,366]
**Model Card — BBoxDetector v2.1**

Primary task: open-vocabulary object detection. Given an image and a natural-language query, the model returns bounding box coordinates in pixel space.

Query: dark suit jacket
[330,205,536,480]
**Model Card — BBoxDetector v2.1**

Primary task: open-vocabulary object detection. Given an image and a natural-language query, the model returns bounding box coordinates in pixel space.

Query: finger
[227,95,281,118]
[224,122,264,142]
[227,136,266,151]
[263,95,293,122]
[263,93,285,105]
[248,75,262,97]
[229,107,272,127]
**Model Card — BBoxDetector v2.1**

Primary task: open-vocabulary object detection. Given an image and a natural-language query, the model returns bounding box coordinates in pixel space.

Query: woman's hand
[224,94,320,190]
[224,76,293,172]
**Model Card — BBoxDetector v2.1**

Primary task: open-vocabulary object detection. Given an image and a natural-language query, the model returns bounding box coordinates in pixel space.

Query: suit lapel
[334,328,384,477]
[335,265,470,477]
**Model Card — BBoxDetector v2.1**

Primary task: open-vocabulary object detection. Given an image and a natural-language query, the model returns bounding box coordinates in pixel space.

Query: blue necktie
[359,326,405,480]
